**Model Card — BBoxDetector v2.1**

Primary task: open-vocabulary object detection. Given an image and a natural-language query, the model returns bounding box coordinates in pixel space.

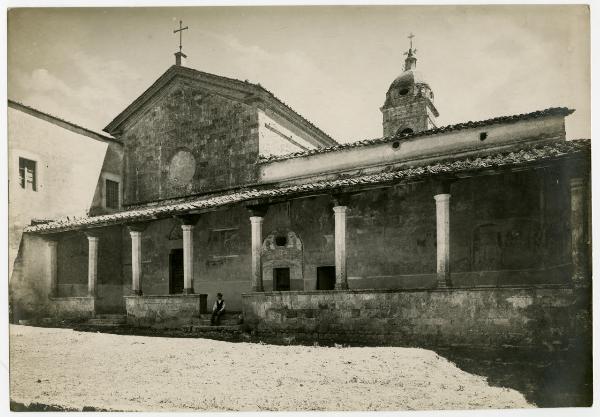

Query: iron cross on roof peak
[404,33,417,56]
[173,20,189,53]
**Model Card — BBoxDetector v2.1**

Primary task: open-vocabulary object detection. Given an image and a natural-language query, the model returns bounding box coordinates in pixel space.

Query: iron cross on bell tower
[173,20,189,66]
[403,32,417,71]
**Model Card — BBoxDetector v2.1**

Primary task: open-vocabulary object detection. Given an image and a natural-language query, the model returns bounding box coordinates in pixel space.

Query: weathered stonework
[121,79,260,205]
[262,230,304,291]
[242,286,581,349]
[49,296,95,319]
[124,294,207,328]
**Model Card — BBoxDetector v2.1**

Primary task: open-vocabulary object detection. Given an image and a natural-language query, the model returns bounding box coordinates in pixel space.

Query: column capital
[332,193,352,207]
[129,229,143,237]
[84,231,101,241]
[434,179,454,195]
[434,193,451,202]
[250,216,264,225]
[247,204,269,218]
[174,214,201,226]
[181,224,195,232]
[333,205,347,214]
[570,177,585,188]
[127,222,148,233]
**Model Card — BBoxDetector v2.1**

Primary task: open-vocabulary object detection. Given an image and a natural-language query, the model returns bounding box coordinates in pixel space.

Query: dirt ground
[9,325,532,411]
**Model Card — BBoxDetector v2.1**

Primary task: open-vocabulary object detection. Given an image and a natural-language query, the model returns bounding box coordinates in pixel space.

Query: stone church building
[11,44,591,349]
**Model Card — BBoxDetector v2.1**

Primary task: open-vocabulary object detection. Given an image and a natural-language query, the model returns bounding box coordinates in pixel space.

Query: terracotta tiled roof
[259,107,575,163]
[8,100,120,144]
[24,139,589,234]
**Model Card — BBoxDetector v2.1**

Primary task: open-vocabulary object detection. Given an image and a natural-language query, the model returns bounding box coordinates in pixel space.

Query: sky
[7,5,591,143]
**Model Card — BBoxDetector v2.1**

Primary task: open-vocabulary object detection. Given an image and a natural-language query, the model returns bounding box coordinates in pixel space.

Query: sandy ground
[9,325,532,411]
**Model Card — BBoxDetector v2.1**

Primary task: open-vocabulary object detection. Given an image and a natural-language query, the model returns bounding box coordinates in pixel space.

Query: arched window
[399,127,414,135]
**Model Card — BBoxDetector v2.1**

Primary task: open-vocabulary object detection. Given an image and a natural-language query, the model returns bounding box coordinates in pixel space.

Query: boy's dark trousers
[211,309,223,325]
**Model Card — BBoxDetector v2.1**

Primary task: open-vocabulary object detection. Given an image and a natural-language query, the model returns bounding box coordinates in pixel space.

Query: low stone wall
[242,286,584,349]
[49,297,96,319]
[124,294,208,328]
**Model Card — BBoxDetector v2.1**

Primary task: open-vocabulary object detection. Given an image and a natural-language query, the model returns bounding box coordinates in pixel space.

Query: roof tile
[24,139,589,234]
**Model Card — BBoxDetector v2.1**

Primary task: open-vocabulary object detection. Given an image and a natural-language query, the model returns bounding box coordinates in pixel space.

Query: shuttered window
[105,179,119,209]
[19,158,37,191]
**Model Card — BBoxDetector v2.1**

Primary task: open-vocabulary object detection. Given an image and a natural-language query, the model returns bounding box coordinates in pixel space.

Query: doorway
[317,266,336,290]
[169,249,184,294]
[273,267,290,291]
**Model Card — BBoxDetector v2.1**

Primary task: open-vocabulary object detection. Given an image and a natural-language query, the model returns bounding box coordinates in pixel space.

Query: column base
[436,273,452,288]
[335,282,349,290]
[252,285,264,292]
[182,288,194,295]
[132,290,143,296]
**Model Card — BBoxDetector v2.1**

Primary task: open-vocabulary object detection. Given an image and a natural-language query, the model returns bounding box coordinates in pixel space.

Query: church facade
[12,46,591,349]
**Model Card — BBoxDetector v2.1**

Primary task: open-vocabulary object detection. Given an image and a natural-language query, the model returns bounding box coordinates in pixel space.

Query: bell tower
[381,34,439,137]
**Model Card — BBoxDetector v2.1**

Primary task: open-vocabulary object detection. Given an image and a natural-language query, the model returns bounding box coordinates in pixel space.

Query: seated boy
[210,292,226,325]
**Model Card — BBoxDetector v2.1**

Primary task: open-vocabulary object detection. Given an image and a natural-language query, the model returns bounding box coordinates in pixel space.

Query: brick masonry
[242,286,586,349]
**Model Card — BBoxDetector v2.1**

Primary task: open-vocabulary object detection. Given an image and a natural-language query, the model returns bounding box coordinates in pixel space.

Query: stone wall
[49,297,95,319]
[242,286,580,349]
[382,97,433,136]
[121,78,260,205]
[121,206,252,311]
[124,294,207,328]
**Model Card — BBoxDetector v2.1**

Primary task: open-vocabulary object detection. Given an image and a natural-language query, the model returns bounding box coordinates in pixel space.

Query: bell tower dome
[381,34,439,137]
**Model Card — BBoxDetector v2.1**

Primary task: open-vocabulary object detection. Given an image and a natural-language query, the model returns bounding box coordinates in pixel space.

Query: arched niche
[262,230,304,291]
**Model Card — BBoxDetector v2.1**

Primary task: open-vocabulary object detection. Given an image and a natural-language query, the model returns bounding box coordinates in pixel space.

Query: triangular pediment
[104,66,262,136]
[104,65,336,146]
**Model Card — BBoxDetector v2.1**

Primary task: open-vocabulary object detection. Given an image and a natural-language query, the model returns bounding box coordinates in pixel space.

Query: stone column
[47,240,58,298]
[128,225,146,296]
[333,205,348,290]
[248,205,268,292]
[434,192,451,288]
[182,224,195,294]
[570,177,587,287]
[86,233,99,297]
[250,216,264,292]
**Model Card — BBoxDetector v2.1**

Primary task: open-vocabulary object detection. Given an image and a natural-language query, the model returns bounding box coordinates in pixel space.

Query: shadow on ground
[434,344,592,408]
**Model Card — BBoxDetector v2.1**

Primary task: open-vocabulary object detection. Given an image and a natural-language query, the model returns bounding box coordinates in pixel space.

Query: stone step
[191,324,242,332]
[86,317,127,326]
[198,312,241,319]
[95,314,127,319]
[191,317,239,326]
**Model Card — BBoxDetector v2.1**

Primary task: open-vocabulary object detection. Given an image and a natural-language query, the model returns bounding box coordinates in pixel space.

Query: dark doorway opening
[169,249,184,294]
[317,266,336,290]
[273,267,290,291]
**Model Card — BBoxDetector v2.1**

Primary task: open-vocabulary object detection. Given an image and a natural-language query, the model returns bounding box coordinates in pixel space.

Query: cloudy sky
[7,5,590,142]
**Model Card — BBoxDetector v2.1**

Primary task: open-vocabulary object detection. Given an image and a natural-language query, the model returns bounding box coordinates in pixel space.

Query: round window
[398,88,409,96]
[168,150,196,184]
[275,236,288,247]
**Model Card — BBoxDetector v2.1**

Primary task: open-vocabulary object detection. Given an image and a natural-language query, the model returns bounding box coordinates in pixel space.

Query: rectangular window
[18,158,37,191]
[105,179,120,209]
